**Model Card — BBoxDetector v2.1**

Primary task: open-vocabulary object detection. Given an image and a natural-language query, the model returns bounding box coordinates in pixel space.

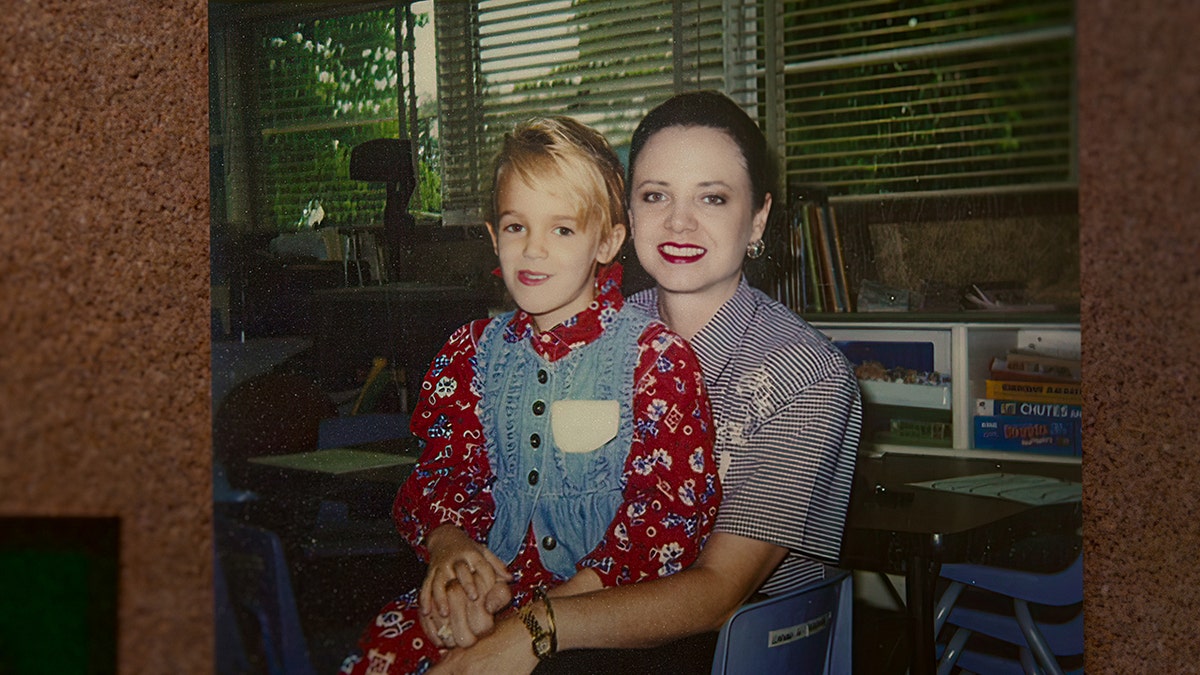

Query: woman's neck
[656,283,739,341]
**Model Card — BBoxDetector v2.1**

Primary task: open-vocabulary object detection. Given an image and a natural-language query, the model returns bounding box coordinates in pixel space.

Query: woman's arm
[716,364,861,569]
[559,531,786,646]
[430,532,786,674]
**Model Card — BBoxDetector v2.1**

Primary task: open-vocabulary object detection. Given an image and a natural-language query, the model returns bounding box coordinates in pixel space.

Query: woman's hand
[426,568,597,658]
[427,612,540,675]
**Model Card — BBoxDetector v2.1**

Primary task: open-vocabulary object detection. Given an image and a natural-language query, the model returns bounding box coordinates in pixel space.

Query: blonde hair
[489,116,626,236]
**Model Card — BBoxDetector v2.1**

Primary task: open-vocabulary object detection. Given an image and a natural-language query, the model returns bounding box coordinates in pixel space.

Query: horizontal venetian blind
[252,5,402,231]
[436,0,754,225]
[774,0,1075,198]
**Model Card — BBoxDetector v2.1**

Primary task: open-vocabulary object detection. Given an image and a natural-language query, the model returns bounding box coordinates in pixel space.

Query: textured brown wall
[0,1,1197,672]
[0,1,212,673]
[1077,0,1200,668]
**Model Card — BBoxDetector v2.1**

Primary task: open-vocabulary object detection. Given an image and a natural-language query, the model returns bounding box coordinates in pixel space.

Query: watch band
[519,589,557,660]
[536,588,557,656]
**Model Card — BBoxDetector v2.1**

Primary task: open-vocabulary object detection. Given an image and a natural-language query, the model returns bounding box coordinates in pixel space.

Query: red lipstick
[657,242,707,264]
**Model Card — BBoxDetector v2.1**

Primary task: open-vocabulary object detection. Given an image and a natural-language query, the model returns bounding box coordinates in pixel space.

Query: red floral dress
[342,265,720,675]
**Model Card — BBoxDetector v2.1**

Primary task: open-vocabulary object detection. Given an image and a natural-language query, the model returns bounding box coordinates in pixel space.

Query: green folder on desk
[909,472,1081,506]
[248,448,417,475]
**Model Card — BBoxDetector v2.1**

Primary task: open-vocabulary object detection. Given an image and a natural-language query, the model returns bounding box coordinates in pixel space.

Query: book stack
[973,349,1082,457]
[772,186,872,314]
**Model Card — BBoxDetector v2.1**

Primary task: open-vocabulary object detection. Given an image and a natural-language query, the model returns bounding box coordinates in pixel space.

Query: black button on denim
[530,433,541,449]
[532,400,546,415]
[527,469,539,485]
[537,369,548,384]
[541,536,557,551]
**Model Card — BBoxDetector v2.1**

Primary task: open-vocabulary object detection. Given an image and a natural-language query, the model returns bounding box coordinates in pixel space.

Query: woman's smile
[657,242,707,264]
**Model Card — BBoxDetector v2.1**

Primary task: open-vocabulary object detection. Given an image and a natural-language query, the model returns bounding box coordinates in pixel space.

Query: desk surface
[245,435,420,484]
[842,452,1082,675]
[249,448,416,476]
[843,453,1082,572]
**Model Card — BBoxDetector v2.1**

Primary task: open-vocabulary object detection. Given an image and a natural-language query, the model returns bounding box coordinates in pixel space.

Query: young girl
[341,117,720,675]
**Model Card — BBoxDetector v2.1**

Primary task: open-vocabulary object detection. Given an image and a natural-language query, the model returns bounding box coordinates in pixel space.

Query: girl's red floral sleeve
[393,320,497,561]
[578,324,720,587]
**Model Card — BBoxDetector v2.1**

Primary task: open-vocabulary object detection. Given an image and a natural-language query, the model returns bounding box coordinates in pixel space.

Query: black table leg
[906,553,941,675]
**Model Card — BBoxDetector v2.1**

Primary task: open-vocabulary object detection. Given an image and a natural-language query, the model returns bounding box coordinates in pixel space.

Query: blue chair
[305,410,412,559]
[934,553,1083,675]
[711,569,853,675]
[214,548,252,675]
[316,412,411,449]
[214,517,316,675]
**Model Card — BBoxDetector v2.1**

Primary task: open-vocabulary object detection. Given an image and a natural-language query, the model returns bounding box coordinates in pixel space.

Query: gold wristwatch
[531,629,554,660]
[519,589,557,660]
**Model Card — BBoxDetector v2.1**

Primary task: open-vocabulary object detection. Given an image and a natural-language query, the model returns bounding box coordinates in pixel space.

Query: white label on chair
[767,612,830,648]
[550,400,619,453]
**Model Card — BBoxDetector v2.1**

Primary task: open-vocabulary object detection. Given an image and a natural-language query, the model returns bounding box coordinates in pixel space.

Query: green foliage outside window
[413,99,441,217]
[255,8,439,233]
[778,0,1075,196]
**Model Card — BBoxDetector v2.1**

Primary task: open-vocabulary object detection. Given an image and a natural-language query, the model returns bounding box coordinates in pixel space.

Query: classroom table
[235,438,421,557]
[841,452,1082,675]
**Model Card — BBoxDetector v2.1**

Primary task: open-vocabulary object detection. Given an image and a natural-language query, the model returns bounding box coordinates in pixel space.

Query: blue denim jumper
[476,305,651,577]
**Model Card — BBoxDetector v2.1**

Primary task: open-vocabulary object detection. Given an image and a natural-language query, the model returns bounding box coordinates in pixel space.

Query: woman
[427,91,862,673]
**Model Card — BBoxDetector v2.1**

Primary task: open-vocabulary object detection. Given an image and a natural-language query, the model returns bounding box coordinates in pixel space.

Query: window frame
[210,0,414,235]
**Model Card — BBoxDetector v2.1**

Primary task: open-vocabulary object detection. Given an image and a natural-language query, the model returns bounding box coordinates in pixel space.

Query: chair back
[711,569,853,675]
[317,412,411,449]
[214,548,252,674]
[939,551,1082,607]
[936,553,1083,675]
[214,517,316,675]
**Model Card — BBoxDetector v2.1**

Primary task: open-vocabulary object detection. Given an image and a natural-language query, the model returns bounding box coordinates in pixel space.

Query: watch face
[534,635,552,658]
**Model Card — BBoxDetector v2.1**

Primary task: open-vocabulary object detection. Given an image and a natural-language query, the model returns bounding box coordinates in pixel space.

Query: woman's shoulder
[733,287,856,386]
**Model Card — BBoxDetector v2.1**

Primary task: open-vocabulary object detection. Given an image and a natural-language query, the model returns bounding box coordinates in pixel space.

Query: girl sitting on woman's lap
[341,116,720,675]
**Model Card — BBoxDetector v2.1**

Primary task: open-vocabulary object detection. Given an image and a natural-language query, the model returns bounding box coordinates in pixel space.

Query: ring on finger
[436,624,454,642]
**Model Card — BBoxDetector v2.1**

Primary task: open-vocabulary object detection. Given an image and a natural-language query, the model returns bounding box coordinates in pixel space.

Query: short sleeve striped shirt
[630,279,862,594]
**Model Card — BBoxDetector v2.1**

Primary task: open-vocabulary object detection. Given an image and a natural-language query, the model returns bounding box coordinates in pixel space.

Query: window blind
[250,5,404,231]
[434,0,757,226]
[766,0,1075,199]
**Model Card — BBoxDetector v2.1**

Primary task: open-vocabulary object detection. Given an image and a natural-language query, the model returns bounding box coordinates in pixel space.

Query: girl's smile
[517,270,550,285]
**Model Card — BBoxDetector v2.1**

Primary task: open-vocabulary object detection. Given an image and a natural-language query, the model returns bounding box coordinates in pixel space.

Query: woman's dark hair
[627,90,776,210]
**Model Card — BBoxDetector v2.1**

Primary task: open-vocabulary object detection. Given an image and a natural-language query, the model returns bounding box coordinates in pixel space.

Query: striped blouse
[629,278,862,594]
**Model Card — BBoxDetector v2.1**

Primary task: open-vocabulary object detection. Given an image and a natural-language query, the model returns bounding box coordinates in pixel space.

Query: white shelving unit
[811,319,1081,464]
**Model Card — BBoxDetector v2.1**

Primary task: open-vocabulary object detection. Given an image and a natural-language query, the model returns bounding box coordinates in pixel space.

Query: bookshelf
[811,316,1081,463]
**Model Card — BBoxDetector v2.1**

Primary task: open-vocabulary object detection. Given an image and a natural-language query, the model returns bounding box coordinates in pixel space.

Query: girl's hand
[421,525,512,618]
[418,577,513,649]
